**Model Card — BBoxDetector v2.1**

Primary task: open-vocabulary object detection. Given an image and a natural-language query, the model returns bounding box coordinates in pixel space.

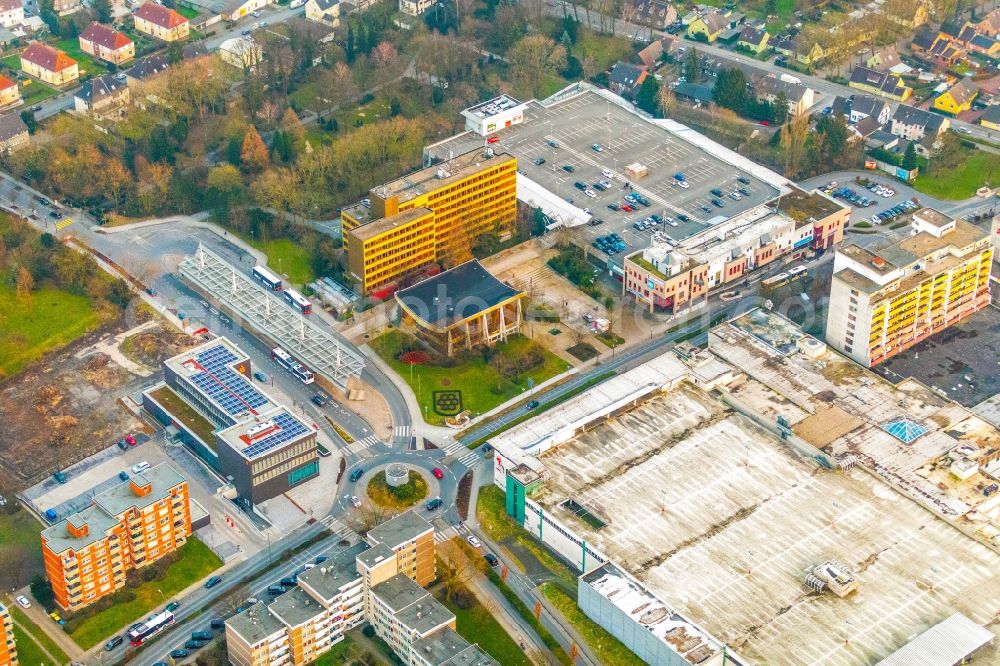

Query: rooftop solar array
[178,244,365,390]
[186,343,269,416]
[882,417,929,444]
[241,411,310,459]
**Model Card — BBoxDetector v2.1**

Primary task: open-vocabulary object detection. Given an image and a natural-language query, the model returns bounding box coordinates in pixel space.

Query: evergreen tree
[712,68,749,112]
[635,75,661,115]
[345,23,355,64]
[902,141,918,169]
[92,0,113,23]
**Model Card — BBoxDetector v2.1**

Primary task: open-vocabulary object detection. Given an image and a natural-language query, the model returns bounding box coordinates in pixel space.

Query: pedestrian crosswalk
[456,450,482,468]
[319,515,356,543]
[441,441,465,457]
[55,217,74,231]
[393,425,410,438]
[433,523,470,544]
[348,434,381,454]
[440,441,482,469]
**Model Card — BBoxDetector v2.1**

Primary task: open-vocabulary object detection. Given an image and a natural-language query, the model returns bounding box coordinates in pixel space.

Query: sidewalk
[13,591,86,661]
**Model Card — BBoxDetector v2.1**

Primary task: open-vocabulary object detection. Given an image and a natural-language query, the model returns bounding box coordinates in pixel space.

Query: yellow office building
[826,209,993,367]
[343,148,517,295]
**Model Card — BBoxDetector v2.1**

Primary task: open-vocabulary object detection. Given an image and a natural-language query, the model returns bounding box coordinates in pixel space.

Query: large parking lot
[429,89,781,264]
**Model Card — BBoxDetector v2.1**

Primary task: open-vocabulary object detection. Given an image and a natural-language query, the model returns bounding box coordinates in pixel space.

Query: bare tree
[438,550,473,602]
[218,583,252,616]
[357,500,388,532]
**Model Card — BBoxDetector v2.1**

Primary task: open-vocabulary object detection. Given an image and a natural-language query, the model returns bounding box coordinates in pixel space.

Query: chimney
[872,255,885,269]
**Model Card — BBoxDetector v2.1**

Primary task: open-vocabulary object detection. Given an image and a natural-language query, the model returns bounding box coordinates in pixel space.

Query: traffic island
[366,466,429,510]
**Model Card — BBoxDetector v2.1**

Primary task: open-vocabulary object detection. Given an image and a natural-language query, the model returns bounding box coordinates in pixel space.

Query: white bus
[271,347,315,384]
[251,265,283,291]
[283,287,312,314]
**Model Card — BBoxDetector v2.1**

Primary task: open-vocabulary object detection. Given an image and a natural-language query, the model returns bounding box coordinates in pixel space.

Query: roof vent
[320,567,327,575]
[872,255,886,268]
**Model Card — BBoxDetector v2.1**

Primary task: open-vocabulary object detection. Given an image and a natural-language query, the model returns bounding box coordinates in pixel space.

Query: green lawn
[437,585,529,666]
[0,511,46,591]
[247,237,316,287]
[65,538,222,649]
[913,150,1000,200]
[9,605,70,665]
[313,635,356,664]
[0,284,103,379]
[20,79,59,106]
[372,331,569,425]
[575,31,634,70]
[52,38,108,78]
[367,472,428,509]
[175,5,201,19]
[543,584,645,666]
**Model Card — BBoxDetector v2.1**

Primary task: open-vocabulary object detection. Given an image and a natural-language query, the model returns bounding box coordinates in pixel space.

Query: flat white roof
[876,613,994,666]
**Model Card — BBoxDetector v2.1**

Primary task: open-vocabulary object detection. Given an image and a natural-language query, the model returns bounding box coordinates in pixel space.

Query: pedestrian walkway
[348,434,382,454]
[318,515,355,543]
[434,522,471,544]
[55,217,74,231]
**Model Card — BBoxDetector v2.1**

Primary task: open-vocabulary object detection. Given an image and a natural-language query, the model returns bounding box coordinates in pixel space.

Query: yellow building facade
[343,149,517,294]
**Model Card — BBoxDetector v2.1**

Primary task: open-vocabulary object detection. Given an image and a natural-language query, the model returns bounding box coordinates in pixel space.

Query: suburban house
[631,0,677,31]
[80,22,135,65]
[756,76,814,116]
[398,0,432,15]
[636,39,662,67]
[737,26,769,54]
[20,42,79,86]
[938,19,976,46]
[968,34,1000,56]
[0,113,28,152]
[890,105,949,141]
[608,62,647,97]
[774,35,825,66]
[133,2,190,42]
[849,94,891,125]
[305,0,341,28]
[852,116,882,141]
[885,2,928,29]
[125,53,170,86]
[73,73,130,118]
[0,75,18,107]
[933,78,978,115]
[687,10,728,42]
[52,0,82,16]
[911,25,938,54]
[979,105,1000,131]
[975,8,1000,38]
[660,35,680,58]
[0,0,23,28]
[849,66,911,102]
[218,36,263,69]
[865,46,910,75]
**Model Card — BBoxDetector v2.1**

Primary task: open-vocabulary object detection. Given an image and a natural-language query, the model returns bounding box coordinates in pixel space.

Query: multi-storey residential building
[74,73,130,119]
[624,189,848,313]
[225,514,490,666]
[142,338,318,507]
[398,0,433,15]
[826,209,993,367]
[363,510,436,586]
[133,2,190,42]
[0,603,17,666]
[79,22,135,65]
[342,148,517,295]
[20,42,78,87]
[41,463,192,612]
[0,0,23,28]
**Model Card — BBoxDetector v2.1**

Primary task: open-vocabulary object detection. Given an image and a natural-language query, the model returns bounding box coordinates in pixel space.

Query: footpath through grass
[65,538,222,649]
[246,237,316,287]
[0,285,103,379]
[372,331,569,426]
[9,605,70,665]
[436,583,529,665]
[543,583,645,666]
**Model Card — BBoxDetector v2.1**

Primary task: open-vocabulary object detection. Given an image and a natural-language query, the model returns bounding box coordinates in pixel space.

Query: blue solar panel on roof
[184,344,269,415]
[242,412,310,459]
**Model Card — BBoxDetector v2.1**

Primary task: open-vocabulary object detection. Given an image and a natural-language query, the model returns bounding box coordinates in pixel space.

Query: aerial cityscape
[0,0,999,665]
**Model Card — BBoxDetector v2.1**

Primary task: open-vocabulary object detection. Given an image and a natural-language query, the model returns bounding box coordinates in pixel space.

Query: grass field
[542,584,645,666]
[437,585,529,665]
[372,331,569,426]
[913,150,1000,200]
[19,79,59,106]
[65,538,222,649]
[0,284,103,379]
[367,472,428,509]
[246,237,316,287]
[52,39,108,78]
[0,511,46,590]
[175,5,201,19]
[8,605,70,665]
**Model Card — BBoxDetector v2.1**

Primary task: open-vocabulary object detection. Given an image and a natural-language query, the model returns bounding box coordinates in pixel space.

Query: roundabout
[366,465,430,510]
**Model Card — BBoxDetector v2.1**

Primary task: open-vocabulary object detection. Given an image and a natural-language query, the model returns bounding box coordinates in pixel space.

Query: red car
[621,204,633,212]
[486,135,500,144]
[432,468,444,480]
[124,434,137,446]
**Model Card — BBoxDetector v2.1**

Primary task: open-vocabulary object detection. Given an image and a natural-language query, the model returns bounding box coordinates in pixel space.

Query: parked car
[533,157,545,165]
[606,203,619,211]
[710,188,723,197]
[711,198,725,208]
[204,575,222,589]
[737,175,751,184]
[350,496,361,507]
[602,169,614,179]
[210,618,226,629]
[192,631,213,641]
[484,553,500,567]
[467,535,482,548]
[131,461,150,475]
[574,181,586,191]
[166,600,180,612]
[253,371,267,382]
[15,596,30,609]
[591,143,602,152]
[118,471,129,481]
[268,584,286,595]
[170,649,189,659]
[105,636,124,651]
[280,576,297,587]
[349,468,363,482]
[432,468,444,479]
[124,434,137,446]
[561,165,574,172]
[117,439,128,451]
[486,135,500,144]
[185,640,204,650]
